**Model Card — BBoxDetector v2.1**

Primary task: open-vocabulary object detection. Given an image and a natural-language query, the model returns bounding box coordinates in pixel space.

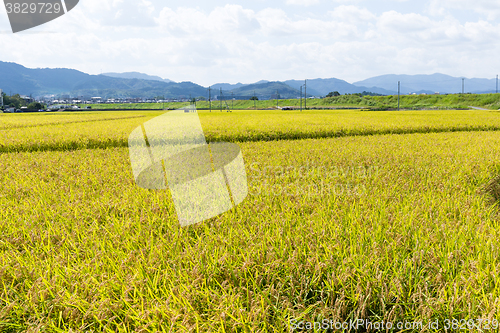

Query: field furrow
[2,109,500,154]
[1,127,500,331]
[0,112,151,130]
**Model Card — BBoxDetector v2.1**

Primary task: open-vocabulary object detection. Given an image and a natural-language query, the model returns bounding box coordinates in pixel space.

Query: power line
[208,86,211,112]
[219,89,231,112]
[304,79,307,110]
[398,81,400,111]
[300,86,302,112]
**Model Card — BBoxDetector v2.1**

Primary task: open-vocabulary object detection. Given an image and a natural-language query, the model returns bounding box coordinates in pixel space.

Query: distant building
[20,95,34,104]
[48,104,70,110]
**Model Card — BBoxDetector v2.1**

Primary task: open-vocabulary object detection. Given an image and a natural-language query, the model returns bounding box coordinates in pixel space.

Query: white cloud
[428,0,500,20]
[156,5,260,36]
[1,0,500,86]
[329,5,376,22]
[375,10,500,46]
[331,0,361,3]
[285,0,321,6]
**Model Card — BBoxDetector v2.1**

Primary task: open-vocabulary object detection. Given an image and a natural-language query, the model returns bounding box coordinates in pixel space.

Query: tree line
[1,93,45,110]
[326,91,384,97]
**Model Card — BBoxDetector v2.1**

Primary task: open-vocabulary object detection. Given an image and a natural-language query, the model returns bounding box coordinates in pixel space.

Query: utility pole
[276,89,279,108]
[398,81,400,111]
[462,78,465,94]
[497,75,498,94]
[304,79,307,109]
[220,88,222,112]
[254,90,256,109]
[231,92,234,109]
[300,86,303,112]
[208,86,212,112]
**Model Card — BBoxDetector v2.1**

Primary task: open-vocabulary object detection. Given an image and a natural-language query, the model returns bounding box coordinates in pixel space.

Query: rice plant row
[0,111,151,130]
[1,129,500,331]
[3,109,500,154]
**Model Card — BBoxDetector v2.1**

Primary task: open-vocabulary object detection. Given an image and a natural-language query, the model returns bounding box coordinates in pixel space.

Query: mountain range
[102,72,173,83]
[353,73,498,95]
[0,61,208,99]
[0,61,498,100]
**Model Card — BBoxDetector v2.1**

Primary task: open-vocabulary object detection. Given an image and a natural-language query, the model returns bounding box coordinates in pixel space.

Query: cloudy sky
[1,0,499,86]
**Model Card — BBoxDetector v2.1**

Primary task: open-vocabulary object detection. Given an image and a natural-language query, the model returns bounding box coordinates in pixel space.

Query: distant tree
[3,94,25,109]
[326,91,340,97]
[250,96,259,101]
[28,102,43,110]
[361,91,384,97]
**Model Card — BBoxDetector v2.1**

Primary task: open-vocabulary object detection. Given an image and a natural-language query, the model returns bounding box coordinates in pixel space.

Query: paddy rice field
[1,109,500,332]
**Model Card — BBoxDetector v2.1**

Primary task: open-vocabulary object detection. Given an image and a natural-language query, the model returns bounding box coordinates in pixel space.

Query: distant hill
[285,78,396,96]
[210,83,247,91]
[70,77,207,99]
[102,72,173,83]
[0,61,204,99]
[0,61,90,96]
[2,61,498,99]
[283,80,321,96]
[353,73,498,94]
[214,78,395,98]
[222,81,301,99]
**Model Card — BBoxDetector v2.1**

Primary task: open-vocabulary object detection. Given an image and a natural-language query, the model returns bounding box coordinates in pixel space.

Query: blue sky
[1,0,499,86]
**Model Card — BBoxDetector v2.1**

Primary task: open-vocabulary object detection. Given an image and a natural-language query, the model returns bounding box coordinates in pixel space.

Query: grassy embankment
[78,93,500,110]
